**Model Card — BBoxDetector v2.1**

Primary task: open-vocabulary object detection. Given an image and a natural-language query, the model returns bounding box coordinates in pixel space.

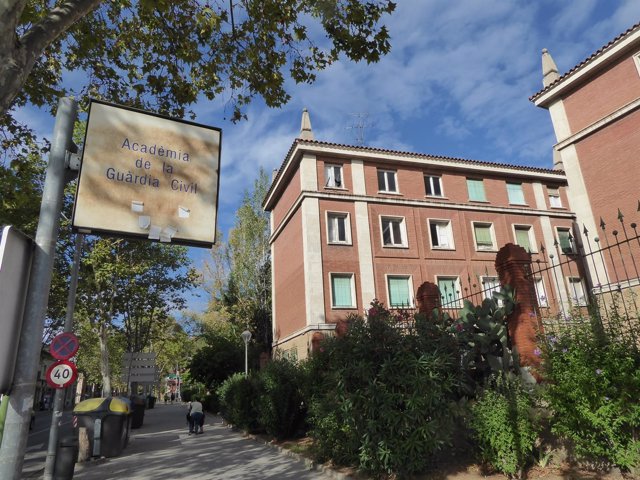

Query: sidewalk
[72,402,331,480]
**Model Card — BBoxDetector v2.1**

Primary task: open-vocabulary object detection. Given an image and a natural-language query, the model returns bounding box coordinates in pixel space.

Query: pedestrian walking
[188,397,204,435]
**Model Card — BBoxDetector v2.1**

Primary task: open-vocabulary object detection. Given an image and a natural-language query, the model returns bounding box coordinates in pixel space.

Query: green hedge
[217,373,260,432]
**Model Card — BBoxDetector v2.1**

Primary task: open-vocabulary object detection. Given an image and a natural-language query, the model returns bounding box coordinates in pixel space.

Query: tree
[76,237,197,396]
[1,0,395,123]
[220,168,272,350]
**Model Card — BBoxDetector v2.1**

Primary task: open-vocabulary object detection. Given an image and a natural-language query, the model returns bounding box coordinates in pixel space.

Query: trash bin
[146,395,156,409]
[73,397,131,458]
[130,395,145,429]
[54,435,78,480]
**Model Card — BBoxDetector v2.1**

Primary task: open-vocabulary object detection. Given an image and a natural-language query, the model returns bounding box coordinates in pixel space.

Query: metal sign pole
[43,233,83,480]
[0,97,77,480]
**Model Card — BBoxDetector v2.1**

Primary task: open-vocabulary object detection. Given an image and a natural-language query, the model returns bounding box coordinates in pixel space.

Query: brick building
[263,111,578,359]
[532,22,640,300]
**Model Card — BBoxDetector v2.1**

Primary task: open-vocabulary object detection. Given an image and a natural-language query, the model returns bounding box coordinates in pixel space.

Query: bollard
[53,435,78,480]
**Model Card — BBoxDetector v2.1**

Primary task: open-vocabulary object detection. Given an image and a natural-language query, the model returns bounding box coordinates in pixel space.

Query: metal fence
[526,210,640,348]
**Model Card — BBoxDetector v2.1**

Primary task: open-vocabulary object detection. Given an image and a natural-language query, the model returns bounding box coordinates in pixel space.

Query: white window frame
[555,226,576,254]
[326,211,351,245]
[424,175,443,197]
[377,169,398,193]
[329,272,357,309]
[506,182,526,205]
[427,218,455,250]
[324,164,343,188]
[466,178,487,202]
[548,186,562,208]
[386,274,414,308]
[534,277,548,307]
[471,221,497,251]
[380,216,407,247]
[512,224,536,253]
[436,276,461,308]
[567,277,587,306]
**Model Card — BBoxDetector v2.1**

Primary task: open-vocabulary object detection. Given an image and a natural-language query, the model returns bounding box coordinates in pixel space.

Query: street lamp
[241,329,252,376]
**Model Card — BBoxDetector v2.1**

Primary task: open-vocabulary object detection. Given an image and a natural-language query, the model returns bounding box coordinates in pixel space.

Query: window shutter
[507,183,525,204]
[332,275,353,307]
[515,228,531,251]
[467,179,486,201]
[388,277,410,307]
[474,224,493,246]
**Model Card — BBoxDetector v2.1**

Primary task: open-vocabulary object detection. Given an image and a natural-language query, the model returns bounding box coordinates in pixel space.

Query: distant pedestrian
[170,392,175,404]
[188,398,204,435]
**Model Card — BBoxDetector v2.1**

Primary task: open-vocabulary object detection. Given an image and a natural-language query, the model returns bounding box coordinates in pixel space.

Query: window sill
[468,199,490,203]
[325,186,348,191]
[509,203,529,207]
[378,191,402,195]
[328,242,353,246]
[549,206,566,210]
[475,247,497,252]
[383,244,409,249]
[425,195,448,200]
[331,306,358,310]
[432,247,456,251]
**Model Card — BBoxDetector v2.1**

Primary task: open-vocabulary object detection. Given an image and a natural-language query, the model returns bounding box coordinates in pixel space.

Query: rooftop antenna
[346,112,370,145]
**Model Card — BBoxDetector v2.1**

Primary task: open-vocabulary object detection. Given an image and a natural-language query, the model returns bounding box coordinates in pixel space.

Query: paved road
[68,402,330,480]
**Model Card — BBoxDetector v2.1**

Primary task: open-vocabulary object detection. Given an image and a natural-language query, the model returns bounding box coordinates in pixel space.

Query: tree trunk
[99,322,111,397]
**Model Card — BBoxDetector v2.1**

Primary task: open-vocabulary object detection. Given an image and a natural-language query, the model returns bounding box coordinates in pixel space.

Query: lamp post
[241,329,252,376]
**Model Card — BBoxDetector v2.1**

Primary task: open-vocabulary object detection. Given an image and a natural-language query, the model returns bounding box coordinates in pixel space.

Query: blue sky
[15,1,640,314]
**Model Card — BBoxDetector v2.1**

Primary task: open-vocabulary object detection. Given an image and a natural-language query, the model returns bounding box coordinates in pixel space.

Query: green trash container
[130,395,145,429]
[73,397,131,458]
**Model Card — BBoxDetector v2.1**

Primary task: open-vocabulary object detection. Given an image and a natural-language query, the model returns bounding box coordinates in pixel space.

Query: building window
[324,164,343,188]
[534,278,548,307]
[557,227,575,254]
[548,187,562,208]
[506,182,526,205]
[330,273,356,308]
[327,212,350,244]
[424,175,443,197]
[381,216,406,247]
[514,225,535,253]
[437,276,461,307]
[467,178,487,202]
[567,277,587,306]
[428,219,454,249]
[387,275,413,308]
[377,169,398,193]
[481,276,500,299]
[473,222,495,251]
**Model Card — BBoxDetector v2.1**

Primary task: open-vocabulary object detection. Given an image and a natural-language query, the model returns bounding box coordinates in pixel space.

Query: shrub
[469,373,540,478]
[256,358,306,440]
[309,301,461,477]
[217,373,260,432]
[541,322,640,470]
[203,392,219,414]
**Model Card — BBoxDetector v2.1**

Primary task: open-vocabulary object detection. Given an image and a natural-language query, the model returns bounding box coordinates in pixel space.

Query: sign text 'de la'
[72,100,222,248]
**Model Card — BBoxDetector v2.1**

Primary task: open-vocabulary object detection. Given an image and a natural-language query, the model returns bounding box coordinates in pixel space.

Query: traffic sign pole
[0,97,78,480]
[44,233,83,480]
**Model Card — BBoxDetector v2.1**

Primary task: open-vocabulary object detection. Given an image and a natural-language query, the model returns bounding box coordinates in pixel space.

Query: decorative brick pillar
[495,243,544,372]
[310,332,325,354]
[416,282,442,317]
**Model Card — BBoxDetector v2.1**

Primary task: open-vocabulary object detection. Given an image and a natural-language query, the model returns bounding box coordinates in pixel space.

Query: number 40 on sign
[45,360,78,389]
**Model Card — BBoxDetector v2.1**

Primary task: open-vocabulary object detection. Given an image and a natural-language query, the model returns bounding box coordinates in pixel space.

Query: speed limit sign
[45,360,78,389]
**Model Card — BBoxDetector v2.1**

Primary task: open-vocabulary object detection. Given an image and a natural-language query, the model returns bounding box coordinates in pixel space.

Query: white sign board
[72,100,221,248]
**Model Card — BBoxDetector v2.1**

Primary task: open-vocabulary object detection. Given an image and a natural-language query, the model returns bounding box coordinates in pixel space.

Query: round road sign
[50,332,79,360]
[45,360,78,389]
